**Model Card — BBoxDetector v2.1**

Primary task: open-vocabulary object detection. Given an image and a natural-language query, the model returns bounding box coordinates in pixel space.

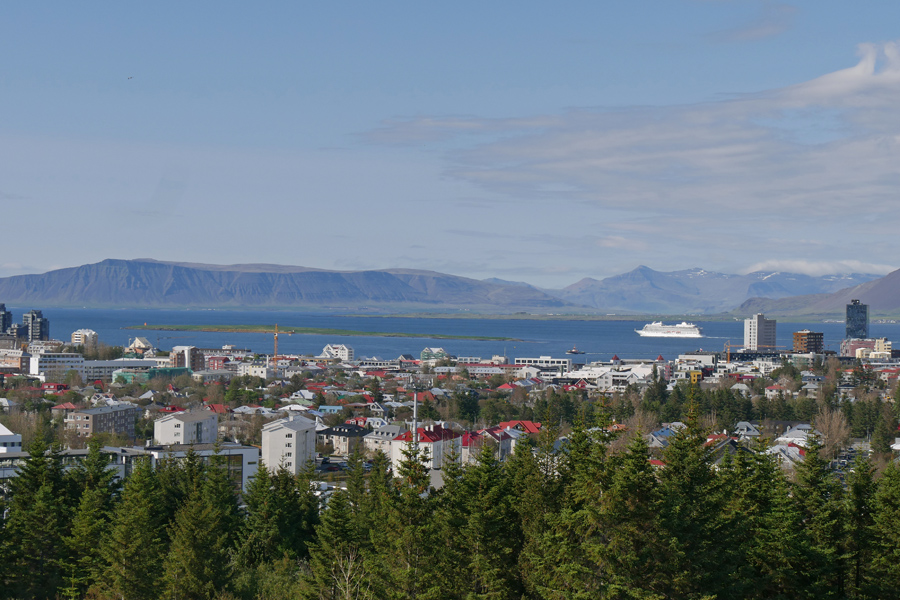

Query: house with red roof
[460,426,513,464]
[499,420,542,435]
[51,402,80,419]
[391,423,461,470]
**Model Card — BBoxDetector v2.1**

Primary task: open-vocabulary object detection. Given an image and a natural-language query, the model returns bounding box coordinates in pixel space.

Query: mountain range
[543,266,878,314]
[0,259,894,315]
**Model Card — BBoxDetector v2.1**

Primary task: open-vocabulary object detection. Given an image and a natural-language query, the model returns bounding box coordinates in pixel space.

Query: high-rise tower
[846,299,869,339]
[0,304,11,333]
[22,309,49,341]
[744,313,776,351]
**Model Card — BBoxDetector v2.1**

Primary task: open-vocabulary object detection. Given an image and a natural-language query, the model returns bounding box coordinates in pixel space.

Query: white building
[364,424,407,457]
[389,424,461,471]
[143,443,259,492]
[83,359,157,382]
[154,411,218,445]
[319,344,355,362]
[70,329,98,347]
[29,352,85,380]
[744,314,777,351]
[261,415,317,475]
[0,422,22,453]
[514,356,573,374]
[237,363,275,379]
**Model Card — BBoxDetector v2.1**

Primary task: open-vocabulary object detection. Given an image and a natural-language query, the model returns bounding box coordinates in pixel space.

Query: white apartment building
[154,411,218,445]
[237,363,275,379]
[261,415,317,474]
[514,356,573,374]
[389,424,461,471]
[0,423,22,453]
[364,424,406,457]
[744,314,777,351]
[29,352,85,381]
[319,344,355,362]
[83,359,157,382]
[70,329,98,347]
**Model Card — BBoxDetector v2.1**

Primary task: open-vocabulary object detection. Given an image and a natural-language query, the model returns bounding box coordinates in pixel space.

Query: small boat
[566,345,585,355]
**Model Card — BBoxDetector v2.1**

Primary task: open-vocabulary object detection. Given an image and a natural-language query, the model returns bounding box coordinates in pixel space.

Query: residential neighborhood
[3,301,900,598]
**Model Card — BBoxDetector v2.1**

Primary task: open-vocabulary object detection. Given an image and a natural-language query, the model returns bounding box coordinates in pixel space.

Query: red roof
[52,402,79,410]
[393,424,459,444]
[656,355,665,361]
[205,403,229,414]
[611,354,620,361]
[498,420,542,434]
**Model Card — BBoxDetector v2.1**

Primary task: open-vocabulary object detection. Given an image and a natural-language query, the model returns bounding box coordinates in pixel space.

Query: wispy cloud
[365,42,900,278]
[711,1,798,43]
[743,260,897,277]
[0,191,31,201]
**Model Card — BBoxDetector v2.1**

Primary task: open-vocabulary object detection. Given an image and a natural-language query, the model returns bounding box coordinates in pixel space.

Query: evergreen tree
[368,441,434,599]
[99,457,166,600]
[509,421,575,598]
[791,436,847,599]
[719,440,803,599]
[656,408,735,598]
[4,434,68,599]
[59,486,110,598]
[870,461,900,596]
[524,416,610,599]
[203,451,243,549]
[845,454,876,599]
[457,448,523,599]
[596,435,666,599]
[235,465,283,567]
[164,478,235,600]
[64,436,120,507]
[305,490,372,599]
[272,464,319,559]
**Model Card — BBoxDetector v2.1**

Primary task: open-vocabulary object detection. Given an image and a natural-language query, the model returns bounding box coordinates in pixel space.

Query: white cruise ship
[635,321,703,338]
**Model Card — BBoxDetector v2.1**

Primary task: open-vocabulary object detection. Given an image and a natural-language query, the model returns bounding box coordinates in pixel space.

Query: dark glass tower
[0,304,11,333]
[846,299,869,339]
[22,309,49,341]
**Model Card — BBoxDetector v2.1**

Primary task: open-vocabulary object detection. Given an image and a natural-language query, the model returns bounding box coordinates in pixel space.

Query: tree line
[4,410,900,599]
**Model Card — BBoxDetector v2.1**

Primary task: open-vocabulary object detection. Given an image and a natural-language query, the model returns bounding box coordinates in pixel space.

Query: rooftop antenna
[412,381,419,453]
[273,324,279,379]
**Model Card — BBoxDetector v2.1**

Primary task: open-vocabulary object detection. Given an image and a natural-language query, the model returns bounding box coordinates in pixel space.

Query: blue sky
[2,1,899,287]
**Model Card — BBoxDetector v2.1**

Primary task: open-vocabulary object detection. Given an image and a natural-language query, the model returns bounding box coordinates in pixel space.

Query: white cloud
[742,260,897,277]
[364,42,900,280]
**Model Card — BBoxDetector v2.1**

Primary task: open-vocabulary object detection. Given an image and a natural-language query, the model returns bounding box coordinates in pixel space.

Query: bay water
[9,307,899,362]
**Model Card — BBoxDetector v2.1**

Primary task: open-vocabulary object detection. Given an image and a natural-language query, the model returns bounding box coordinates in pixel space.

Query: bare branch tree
[813,405,850,460]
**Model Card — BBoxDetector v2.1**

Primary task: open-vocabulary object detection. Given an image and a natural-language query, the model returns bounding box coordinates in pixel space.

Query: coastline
[125,324,520,342]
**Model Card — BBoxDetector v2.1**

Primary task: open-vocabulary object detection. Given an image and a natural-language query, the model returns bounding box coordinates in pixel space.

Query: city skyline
[2,2,900,287]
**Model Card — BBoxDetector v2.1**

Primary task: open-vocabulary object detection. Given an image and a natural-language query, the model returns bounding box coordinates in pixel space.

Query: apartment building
[261,415,317,474]
[154,411,218,445]
[65,404,141,438]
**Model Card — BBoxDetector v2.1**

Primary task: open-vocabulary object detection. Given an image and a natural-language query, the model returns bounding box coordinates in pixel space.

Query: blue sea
[8,307,899,361]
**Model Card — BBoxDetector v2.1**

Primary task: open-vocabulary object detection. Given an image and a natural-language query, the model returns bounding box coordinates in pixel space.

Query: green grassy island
[126,323,519,342]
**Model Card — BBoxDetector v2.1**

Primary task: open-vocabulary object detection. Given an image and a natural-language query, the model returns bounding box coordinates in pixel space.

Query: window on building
[285,433,292,438]
[175,423,181,428]
[285,442,292,448]
[285,452,292,457]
